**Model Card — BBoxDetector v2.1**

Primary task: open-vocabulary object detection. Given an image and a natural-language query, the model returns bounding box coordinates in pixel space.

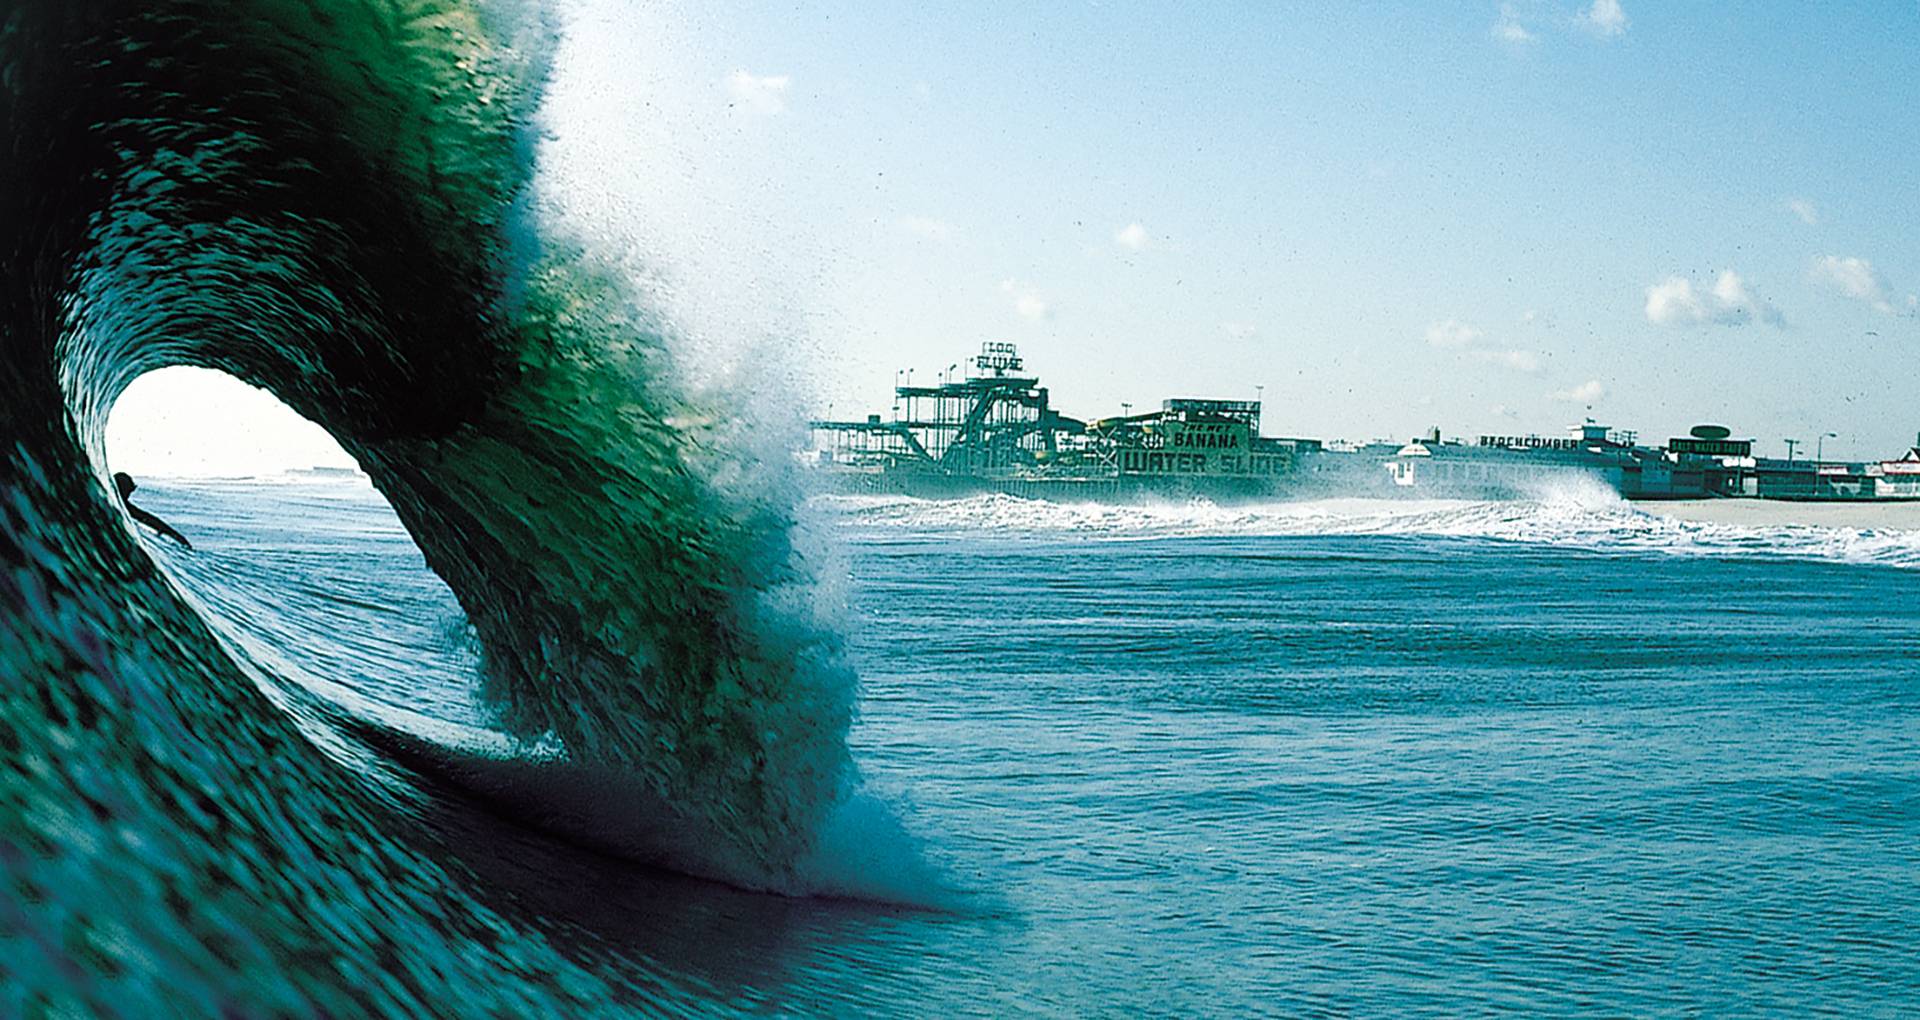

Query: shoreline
[1638,499,1920,530]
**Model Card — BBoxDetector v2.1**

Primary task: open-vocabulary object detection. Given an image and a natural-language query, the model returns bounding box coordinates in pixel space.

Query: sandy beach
[1641,499,1920,530]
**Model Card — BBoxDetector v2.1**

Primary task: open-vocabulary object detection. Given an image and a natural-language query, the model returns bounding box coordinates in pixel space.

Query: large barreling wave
[2,1,870,1012]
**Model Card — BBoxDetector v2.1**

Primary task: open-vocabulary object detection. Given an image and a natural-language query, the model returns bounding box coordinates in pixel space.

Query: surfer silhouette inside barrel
[114,472,192,549]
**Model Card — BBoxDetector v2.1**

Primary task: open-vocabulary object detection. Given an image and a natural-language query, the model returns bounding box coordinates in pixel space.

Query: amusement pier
[809,342,1920,502]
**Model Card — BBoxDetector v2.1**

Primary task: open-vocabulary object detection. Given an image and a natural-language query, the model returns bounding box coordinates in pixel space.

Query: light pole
[1816,432,1838,498]
[1783,438,1799,463]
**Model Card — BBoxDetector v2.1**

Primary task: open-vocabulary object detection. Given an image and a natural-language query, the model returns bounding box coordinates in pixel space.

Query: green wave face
[1,0,854,1012]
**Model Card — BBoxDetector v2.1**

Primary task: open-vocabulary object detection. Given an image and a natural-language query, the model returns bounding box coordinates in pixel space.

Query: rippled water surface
[132,475,1920,1016]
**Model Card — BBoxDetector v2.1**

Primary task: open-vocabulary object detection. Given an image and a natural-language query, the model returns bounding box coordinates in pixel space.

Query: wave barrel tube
[3,0,853,1011]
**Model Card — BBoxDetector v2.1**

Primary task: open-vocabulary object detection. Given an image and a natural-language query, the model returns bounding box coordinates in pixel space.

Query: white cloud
[1492,5,1536,43]
[1715,271,1756,306]
[1707,270,1787,324]
[726,70,790,114]
[1812,255,1896,313]
[1490,404,1521,419]
[1645,277,1705,325]
[896,216,957,241]
[1579,0,1628,37]
[1220,321,1257,340]
[1551,379,1607,404]
[1425,318,1483,348]
[1503,1,1629,45]
[1114,222,1150,250]
[1470,349,1544,374]
[1000,279,1051,320]
[1787,198,1819,225]
[1427,318,1540,372]
[1645,270,1782,327]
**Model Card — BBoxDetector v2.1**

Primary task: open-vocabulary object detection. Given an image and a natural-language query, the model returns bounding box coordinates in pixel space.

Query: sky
[108,368,358,478]
[111,0,1920,475]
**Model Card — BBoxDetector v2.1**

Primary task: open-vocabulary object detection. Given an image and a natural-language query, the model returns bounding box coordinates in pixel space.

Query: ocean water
[5,6,1918,1012]
[117,475,1920,1016]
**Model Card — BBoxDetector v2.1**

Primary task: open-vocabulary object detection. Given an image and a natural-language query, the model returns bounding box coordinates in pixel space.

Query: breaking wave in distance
[817,488,1920,571]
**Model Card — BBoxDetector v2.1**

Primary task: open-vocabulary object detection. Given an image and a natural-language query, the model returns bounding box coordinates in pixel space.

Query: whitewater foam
[814,491,1920,571]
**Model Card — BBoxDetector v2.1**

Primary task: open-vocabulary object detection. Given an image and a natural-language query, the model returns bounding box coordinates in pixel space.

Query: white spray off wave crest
[520,2,946,900]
